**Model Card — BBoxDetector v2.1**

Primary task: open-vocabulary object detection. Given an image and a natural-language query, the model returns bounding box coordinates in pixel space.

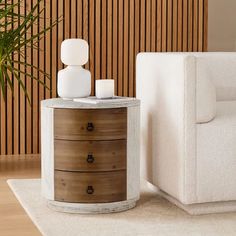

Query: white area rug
[7,179,236,236]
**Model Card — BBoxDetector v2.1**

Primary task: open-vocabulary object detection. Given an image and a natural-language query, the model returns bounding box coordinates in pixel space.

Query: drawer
[54,170,126,203]
[54,139,127,172]
[54,108,127,140]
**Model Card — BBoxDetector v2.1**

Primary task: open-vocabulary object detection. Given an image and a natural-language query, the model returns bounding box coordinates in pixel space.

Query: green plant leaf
[9,59,51,80]
[0,0,61,104]
[0,67,6,98]
[5,63,50,90]
[6,60,30,103]
[2,64,13,91]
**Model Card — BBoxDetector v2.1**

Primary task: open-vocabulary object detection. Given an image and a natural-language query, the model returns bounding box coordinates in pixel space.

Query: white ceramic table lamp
[57,39,91,99]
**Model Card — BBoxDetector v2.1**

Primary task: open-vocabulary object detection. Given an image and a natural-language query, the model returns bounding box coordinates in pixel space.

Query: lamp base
[57,65,91,99]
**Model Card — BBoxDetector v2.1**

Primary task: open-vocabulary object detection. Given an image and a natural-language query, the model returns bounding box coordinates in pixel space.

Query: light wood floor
[0,154,41,236]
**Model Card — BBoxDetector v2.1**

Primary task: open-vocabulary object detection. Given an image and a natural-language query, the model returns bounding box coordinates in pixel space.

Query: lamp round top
[61,39,88,66]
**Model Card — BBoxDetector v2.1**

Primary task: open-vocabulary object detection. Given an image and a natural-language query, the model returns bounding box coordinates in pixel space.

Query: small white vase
[96,79,114,99]
[57,65,91,99]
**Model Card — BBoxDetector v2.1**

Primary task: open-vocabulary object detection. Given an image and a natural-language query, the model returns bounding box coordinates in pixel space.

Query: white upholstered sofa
[136,52,236,214]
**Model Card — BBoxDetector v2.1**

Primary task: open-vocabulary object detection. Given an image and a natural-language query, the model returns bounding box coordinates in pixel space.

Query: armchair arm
[136,53,197,203]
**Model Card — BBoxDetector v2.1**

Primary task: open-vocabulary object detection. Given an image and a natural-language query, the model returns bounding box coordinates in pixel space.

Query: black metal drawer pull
[87,186,94,194]
[87,154,94,163]
[87,122,94,131]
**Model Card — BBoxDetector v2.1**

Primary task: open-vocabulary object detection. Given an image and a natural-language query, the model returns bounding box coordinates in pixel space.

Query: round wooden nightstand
[41,97,140,213]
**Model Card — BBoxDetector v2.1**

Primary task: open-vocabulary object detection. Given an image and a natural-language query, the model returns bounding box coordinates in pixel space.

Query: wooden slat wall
[0,0,208,155]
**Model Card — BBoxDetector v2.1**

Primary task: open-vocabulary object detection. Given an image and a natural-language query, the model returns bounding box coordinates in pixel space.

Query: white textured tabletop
[41,97,140,109]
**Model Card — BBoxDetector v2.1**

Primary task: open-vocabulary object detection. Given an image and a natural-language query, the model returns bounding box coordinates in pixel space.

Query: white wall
[208,0,236,51]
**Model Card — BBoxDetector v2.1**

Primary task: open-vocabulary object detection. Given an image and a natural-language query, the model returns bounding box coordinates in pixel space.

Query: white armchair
[136,52,236,214]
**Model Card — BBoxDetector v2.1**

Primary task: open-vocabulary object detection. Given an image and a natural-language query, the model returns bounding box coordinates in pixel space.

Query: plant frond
[0,0,60,103]
[6,60,30,103]
[0,67,6,99]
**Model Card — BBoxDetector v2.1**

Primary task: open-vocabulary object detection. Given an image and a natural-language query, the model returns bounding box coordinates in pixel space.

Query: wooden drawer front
[55,140,127,172]
[55,170,126,203]
[54,108,127,140]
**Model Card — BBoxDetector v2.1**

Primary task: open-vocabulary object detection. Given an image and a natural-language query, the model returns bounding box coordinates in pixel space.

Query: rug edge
[7,178,46,236]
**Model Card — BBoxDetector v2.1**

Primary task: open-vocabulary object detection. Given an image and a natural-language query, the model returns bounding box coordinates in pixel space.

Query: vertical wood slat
[58,0,64,73]
[193,0,198,51]
[89,0,95,95]
[113,0,118,94]
[151,0,156,53]
[19,0,25,154]
[145,0,151,52]
[129,0,134,97]
[157,0,162,51]
[32,0,39,154]
[71,0,76,38]
[118,0,123,95]
[95,0,101,83]
[26,0,32,154]
[198,0,204,51]
[167,0,172,51]
[161,0,167,51]
[45,0,51,99]
[13,0,19,154]
[150,0,157,52]
[38,0,45,153]
[0,0,208,155]
[140,0,145,52]
[64,0,70,39]
[107,0,112,80]
[51,0,57,98]
[101,0,106,78]
[134,0,140,97]
[0,78,6,154]
[183,0,188,51]
[83,0,89,70]
[123,0,129,96]
[172,0,178,51]
[188,0,193,51]
[203,0,208,51]
[177,0,183,51]
[7,0,13,154]
[77,0,82,38]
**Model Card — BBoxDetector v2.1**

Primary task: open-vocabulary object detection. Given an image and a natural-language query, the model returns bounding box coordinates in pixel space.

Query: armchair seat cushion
[196,101,236,202]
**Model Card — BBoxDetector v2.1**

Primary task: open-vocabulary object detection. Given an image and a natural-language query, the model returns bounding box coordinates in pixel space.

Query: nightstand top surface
[41,97,140,109]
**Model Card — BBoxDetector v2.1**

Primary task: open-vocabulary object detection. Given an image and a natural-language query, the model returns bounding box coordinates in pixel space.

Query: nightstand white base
[47,198,138,214]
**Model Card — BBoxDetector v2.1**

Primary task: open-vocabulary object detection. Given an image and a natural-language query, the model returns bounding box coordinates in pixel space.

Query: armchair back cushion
[196,54,236,101]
